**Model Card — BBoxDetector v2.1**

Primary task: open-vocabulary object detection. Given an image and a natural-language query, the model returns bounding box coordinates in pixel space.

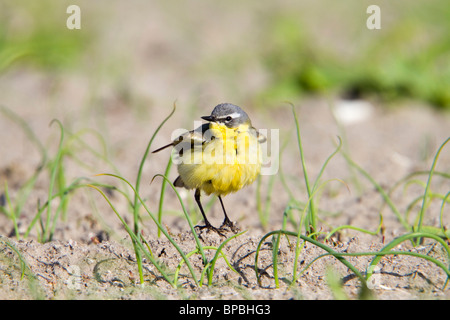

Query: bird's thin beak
[201,115,215,122]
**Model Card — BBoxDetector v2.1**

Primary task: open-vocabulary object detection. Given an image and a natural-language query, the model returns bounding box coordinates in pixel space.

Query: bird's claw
[219,219,239,233]
[195,223,226,238]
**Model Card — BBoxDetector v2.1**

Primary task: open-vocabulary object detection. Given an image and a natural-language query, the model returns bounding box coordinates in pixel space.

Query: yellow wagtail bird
[152,103,266,235]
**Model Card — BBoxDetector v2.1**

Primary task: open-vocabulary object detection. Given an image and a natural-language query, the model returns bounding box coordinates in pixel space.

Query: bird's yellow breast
[177,122,262,196]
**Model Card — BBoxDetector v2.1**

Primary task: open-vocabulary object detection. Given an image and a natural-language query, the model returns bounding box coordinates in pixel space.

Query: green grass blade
[152,174,207,268]
[255,230,368,290]
[416,137,450,235]
[312,136,343,193]
[0,236,44,299]
[131,103,176,284]
[207,231,246,286]
[290,103,317,237]
[326,267,349,300]
[301,248,450,292]
[43,119,65,243]
[367,231,450,287]
[0,106,47,234]
[389,171,450,195]
[134,102,176,233]
[277,135,302,203]
[2,181,20,239]
[342,151,409,231]
[174,248,200,285]
[96,173,201,286]
[440,192,450,241]
[256,174,276,229]
[157,156,173,237]
[272,231,282,288]
[87,184,175,286]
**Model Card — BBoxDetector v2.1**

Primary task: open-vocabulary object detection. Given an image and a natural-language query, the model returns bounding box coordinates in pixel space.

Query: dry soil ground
[1,97,449,300]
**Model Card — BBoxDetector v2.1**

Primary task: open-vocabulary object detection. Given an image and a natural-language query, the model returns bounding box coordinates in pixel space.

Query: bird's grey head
[201,103,250,128]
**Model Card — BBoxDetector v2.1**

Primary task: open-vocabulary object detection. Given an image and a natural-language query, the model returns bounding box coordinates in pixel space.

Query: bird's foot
[219,218,239,233]
[195,223,226,238]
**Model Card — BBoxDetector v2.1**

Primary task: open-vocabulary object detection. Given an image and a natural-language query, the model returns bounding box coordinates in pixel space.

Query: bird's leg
[194,189,225,237]
[218,196,237,232]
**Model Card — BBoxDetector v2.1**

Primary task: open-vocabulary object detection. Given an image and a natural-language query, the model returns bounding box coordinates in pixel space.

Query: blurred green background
[1,0,449,109]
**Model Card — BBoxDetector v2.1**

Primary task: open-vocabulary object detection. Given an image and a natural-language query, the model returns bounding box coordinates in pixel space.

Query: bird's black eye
[225,116,232,121]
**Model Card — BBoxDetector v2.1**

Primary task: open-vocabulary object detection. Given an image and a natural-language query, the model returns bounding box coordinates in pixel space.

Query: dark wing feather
[152,123,211,153]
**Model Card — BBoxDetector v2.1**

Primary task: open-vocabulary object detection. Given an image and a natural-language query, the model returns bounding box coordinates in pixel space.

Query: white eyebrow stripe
[218,112,241,119]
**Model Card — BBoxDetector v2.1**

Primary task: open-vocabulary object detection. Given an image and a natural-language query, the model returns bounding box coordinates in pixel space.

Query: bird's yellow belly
[177,162,261,196]
[177,129,261,196]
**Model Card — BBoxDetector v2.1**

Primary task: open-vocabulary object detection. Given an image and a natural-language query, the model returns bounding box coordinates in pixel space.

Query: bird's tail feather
[173,176,185,188]
[152,143,173,153]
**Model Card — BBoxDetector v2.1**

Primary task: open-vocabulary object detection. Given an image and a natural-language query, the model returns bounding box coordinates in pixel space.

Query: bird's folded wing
[152,123,211,153]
